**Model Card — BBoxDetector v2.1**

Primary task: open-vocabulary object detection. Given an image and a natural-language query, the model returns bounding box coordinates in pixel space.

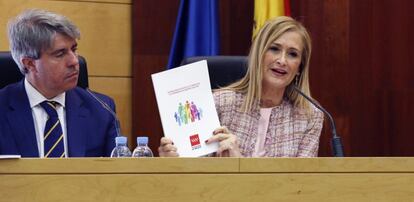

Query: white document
[0,155,21,159]
[152,60,219,157]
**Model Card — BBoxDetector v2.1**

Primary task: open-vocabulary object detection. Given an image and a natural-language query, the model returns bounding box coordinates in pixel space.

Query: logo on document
[174,101,203,126]
[189,134,201,150]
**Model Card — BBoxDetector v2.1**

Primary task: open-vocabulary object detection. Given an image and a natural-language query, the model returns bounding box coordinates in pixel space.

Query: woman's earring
[295,74,300,86]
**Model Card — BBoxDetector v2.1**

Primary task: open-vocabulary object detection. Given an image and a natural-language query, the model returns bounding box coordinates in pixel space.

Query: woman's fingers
[212,126,230,135]
[206,127,242,157]
[158,137,179,157]
[206,132,231,143]
[160,137,174,146]
[159,144,177,153]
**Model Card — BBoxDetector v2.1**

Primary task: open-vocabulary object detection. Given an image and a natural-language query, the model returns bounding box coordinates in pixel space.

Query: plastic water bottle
[132,136,154,157]
[110,136,132,157]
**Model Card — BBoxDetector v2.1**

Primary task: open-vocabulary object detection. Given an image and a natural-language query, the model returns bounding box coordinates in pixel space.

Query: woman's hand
[158,137,179,157]
[206,126,242,157]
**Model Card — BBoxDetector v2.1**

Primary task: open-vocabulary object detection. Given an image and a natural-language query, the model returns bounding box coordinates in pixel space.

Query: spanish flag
[253,0,291,38]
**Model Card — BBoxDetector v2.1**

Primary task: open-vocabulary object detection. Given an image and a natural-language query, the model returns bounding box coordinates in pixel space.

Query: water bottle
[132,136,154,157]
[110,136,132,157]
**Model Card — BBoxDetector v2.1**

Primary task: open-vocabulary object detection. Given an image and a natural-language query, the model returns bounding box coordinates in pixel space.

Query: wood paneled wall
[133,0,414,156]
[291,0,414,156]
[132,0,180,152]
[290,0,351,156]
[0,0,132,143]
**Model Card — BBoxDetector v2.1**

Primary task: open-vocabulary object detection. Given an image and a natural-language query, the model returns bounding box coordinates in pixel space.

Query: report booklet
[152,60,219,157]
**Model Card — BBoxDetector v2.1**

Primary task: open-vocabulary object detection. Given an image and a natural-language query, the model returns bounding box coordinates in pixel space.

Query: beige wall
[0,0,132,140]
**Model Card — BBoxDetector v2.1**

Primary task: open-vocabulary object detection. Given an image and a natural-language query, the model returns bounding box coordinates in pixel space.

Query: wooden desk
[1,157,413,201]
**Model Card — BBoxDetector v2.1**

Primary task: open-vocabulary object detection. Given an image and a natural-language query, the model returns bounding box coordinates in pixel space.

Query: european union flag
[167,0,220,69]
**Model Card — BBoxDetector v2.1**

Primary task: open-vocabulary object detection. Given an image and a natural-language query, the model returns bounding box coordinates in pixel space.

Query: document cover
[152,60,219,157]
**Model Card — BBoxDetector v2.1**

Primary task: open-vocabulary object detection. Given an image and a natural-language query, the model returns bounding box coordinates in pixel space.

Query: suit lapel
[66,89,89,157]
[6,81,39,157]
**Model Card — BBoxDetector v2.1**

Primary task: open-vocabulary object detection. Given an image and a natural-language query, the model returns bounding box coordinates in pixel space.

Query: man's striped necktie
[40,101,65,158]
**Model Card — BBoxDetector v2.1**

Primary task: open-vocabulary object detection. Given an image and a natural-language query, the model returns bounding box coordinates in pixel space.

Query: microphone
[86,88,121,137]
[293,86,344,157]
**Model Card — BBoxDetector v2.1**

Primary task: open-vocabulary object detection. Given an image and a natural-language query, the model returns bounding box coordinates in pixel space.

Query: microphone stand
[293,86,344,157]
[86,88,122,137]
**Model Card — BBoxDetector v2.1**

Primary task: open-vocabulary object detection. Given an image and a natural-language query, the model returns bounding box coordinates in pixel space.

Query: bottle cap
[137,136,148,145]
[115,136,127,145]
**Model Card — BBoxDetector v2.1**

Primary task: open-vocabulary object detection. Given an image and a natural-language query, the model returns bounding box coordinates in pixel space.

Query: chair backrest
[181,56,248,89]
[0,51,89,89]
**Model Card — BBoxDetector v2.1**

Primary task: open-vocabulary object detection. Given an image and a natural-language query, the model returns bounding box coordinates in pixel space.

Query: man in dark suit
[0,9,117,157]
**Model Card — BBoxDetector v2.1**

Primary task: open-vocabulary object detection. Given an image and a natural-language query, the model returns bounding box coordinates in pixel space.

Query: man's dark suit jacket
[0,81,117,157]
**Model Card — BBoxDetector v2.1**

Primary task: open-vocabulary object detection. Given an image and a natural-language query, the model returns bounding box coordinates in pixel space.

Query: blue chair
[181,56,248,89]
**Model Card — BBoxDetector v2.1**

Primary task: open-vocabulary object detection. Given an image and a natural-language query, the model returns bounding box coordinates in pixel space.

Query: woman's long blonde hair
[222,16,313,113]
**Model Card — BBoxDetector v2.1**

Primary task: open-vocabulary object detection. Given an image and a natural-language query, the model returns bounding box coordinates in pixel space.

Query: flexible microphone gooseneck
[293,86,344,157]
[86,88,121,137]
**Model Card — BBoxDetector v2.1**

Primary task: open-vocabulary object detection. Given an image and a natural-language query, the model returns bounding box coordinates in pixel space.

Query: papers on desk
[0,155,21,159]
[152,60,220,157]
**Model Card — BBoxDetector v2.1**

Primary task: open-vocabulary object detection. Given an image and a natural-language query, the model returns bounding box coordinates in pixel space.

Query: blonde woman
[159,16,324,157]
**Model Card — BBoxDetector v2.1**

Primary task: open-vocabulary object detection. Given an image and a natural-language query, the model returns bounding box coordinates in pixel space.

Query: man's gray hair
[7,9,80,74]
